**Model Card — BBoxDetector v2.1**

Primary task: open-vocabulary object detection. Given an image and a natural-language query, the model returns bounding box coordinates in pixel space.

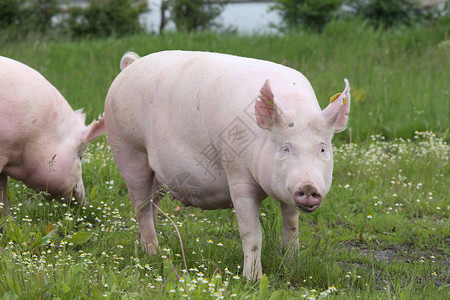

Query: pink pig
[104,51,350,280]
[0,56,105,214]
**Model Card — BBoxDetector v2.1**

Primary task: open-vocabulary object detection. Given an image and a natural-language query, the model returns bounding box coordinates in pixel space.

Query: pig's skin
[0,56,105,214]
[104,51,350,280]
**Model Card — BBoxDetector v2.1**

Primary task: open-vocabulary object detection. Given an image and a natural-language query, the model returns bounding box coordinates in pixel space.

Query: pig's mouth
[296,204,320,213]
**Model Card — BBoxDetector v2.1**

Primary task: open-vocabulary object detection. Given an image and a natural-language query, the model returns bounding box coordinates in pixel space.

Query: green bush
[345,0,445,28]
[0,0,59,35]
[271,0,342,32]
[169,0,224,32]
[0,0,21,28]
[65,0,147,38]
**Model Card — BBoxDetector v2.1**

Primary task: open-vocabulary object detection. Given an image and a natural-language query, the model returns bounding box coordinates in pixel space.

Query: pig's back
[106,50,315,139]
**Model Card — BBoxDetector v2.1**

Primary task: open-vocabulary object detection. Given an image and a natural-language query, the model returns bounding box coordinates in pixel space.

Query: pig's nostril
[294,185,322,208]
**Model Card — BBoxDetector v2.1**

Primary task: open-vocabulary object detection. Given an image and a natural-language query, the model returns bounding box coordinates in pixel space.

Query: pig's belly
[155,170,233,210]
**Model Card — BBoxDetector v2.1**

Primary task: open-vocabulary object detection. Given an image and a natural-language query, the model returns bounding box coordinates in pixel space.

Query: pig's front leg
[280,203,300,253]
[230,183,264,280]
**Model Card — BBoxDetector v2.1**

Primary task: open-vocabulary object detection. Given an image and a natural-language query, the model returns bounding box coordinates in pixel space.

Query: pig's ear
[80,116,105,146]
[255,79,284,130]
[120,51,140,71]
[322,79,351,133]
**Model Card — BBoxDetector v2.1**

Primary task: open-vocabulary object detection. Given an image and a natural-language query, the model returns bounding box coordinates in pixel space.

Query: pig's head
[255,79,350,212]
[26,112,105,204]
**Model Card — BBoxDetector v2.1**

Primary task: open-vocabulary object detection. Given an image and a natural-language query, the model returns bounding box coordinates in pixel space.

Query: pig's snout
[294,185,322,212]
[73,184,87,205]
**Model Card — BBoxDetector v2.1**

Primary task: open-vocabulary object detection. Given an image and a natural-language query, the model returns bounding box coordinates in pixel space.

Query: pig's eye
[280,144,291,157]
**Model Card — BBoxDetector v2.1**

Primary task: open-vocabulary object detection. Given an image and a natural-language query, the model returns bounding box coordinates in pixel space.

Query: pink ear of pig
[81,115,106,145]
[255,79,284,130]
[322,79,351,133]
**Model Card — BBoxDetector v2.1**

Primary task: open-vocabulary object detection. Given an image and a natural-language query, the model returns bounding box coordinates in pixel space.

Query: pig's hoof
[243,268,263,281]
[281,240,300,255]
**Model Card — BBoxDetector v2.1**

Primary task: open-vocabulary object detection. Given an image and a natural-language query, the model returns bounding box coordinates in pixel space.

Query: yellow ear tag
[330,92,348,104]
[268,99,274,107]
[329,93,341,103]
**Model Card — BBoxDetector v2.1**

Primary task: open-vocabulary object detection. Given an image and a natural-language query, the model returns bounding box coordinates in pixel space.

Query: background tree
[271,0,342,32]
[159,0,169,34]
[345,0,445,28]
[0,0,59,34]
[168,0,224,32]
[0,0,22,29]
[65,0,147,38]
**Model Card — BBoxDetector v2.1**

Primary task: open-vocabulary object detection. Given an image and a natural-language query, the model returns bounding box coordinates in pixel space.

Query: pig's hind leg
[0,158,10,216]
[0,173,10,216]
[110,141,160,254]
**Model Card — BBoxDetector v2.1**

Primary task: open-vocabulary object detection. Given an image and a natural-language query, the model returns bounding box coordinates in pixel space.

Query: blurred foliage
[64,0,147,38]
[345,0,448,28]
[0,0,146,39]
[0,0,447,38]
[168,0,224,32]
[272,0,448,32]
[0,0,58,34]
[271,0,343,32]
[0,0,22,28]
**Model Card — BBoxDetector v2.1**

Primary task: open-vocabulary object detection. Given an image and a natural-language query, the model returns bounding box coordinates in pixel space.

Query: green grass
[0,20,449,299]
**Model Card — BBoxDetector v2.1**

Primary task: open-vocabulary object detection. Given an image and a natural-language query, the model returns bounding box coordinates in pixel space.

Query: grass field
[0,20,449,299]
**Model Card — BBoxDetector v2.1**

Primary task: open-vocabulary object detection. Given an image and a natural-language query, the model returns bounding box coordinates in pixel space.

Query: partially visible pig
[0,56,105,214]
[104,51,350,280]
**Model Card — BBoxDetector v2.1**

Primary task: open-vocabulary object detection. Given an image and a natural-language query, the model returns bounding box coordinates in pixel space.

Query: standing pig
[0,56,105,214]
[104,51,350,280]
